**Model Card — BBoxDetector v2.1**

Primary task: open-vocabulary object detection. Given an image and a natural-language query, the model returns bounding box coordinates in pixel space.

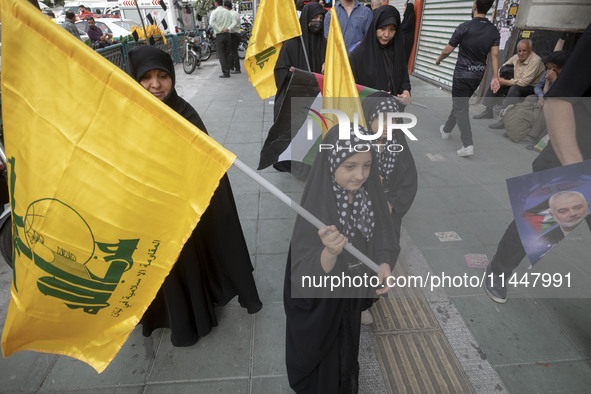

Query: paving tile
[421,248,490,297]
[460,163,528,186]
[233,192,259,220]
[144,379,249,394]
[481,183,513,210]
[224,143,263,176]
[40,326,159,391]
[451,296,583,366]
[227,168,261,193]
[536,298,591,358]
[516,247,590,299]
[256,172,305,194]
[225,122,264,144]
[405,187,456,218]
[403,213,484,251]
[148,307,252,382]
[258,192,298,220]
[458,210,514,247]
[252,303,287,377]
[251,376,292,393]
[257,219,294,255]
[418,166,478,187]
[0,351,57,393]
[255,253,288,304]
[437,185,508,213]
[496,360,591,394]
[43,386,144,394]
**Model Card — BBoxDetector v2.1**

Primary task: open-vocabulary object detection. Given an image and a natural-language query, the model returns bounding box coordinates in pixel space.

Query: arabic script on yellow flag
[322,8,366,132]
[244,0,301,100]
[1,0,235,373]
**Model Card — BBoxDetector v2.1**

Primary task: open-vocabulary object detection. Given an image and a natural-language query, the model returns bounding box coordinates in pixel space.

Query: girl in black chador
[283,124,399,393]
[127,45,262,347]
[362,91,418,242]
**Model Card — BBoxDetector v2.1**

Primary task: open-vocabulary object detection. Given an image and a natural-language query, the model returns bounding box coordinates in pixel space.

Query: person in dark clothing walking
[400,1,416,64]
[435,0,500,157]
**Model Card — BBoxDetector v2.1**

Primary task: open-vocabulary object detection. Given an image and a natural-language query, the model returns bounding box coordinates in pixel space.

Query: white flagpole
[232,158,381,273]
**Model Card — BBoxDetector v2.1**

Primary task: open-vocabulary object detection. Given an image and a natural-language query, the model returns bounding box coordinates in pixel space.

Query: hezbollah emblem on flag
[8,157,145,315]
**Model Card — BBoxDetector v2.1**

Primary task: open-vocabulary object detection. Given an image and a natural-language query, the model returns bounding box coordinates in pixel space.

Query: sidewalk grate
[370,257,475,394]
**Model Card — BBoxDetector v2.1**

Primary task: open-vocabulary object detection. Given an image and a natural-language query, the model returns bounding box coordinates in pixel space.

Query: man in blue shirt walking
[324,0,373,51]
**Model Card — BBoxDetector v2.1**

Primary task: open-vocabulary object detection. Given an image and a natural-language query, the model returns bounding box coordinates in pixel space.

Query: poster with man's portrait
[506,160,591,265]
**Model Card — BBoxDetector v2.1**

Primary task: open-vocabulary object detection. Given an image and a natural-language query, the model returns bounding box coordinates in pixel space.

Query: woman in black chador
[127,45,262,347]
[283,125,398,393]
[400,1,416,64]
[349,5,412,108]
[273,1,327,121]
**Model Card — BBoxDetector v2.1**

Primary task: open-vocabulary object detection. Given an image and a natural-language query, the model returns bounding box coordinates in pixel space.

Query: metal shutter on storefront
[413,0,474,88]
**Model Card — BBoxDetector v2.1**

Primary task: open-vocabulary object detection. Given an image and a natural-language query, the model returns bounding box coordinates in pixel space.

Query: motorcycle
[198,26,249,61]
[198,27,214,62]
[237,28,250,60]
[182,33,202,74]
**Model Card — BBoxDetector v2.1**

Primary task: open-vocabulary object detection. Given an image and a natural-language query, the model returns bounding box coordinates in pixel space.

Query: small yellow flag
[1,0,234,373]
[322,8,366,131]
[244,0,302,100]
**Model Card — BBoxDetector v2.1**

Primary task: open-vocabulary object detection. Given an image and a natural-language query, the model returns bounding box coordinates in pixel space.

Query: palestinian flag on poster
[257,68,378,170]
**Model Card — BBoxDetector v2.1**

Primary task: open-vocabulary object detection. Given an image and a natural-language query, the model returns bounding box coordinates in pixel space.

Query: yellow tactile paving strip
[371,259,475,394]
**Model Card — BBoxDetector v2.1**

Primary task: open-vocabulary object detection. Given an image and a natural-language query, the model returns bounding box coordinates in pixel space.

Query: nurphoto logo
[305,108,418,153]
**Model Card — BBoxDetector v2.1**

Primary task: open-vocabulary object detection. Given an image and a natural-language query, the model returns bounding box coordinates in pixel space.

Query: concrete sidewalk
[1,57,590,393]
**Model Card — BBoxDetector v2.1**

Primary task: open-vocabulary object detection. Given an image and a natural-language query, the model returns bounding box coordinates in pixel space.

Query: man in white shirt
[210,0,238,78]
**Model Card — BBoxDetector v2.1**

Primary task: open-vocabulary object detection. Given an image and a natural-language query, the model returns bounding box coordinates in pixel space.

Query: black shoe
[219,74,230,78]
[473,108,493,119]
[484,264,507,303]
[488,119,505,129]
[230,70,241,74]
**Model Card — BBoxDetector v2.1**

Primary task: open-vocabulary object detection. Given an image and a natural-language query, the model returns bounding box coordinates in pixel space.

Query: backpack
[501,95,539,142]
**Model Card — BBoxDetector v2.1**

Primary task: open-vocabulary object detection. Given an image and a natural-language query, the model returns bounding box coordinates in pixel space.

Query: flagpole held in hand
[232,158,381,273]
[299,37,312,72]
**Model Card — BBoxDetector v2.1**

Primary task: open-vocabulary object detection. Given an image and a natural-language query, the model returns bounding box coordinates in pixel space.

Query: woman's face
[376,24,396,46]
[140,69,172,101]
[333,151,372,192]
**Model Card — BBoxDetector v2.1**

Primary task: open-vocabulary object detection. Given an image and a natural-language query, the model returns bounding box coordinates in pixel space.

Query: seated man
[473,39,545,129]
[86,17,113,49]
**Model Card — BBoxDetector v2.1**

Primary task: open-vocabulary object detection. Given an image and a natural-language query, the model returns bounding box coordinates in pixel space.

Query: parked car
[75,18,133,39]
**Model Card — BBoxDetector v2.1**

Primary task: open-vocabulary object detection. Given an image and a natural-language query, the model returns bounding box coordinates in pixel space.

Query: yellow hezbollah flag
[1,0,234,373]
[244,0,301,100]
[322,8,366,131]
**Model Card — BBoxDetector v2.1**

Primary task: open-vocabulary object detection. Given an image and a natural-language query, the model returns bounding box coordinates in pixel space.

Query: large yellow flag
[244,0,301,100]
[1,0,234,373]
[322,8,366,130]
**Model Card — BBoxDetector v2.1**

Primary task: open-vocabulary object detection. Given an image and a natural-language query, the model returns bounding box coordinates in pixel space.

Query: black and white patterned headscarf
[326,125,376,241]
[367,96,400,184]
